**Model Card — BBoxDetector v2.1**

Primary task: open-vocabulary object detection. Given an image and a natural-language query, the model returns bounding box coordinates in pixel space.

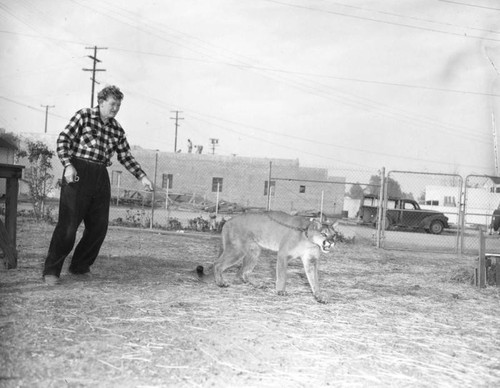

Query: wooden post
[215,183,220,216]
[477,229,486,288]
[0,218,17,269]
[496,257,500,287]
[319,190,324,221]
[266,161,272,211]
[165,179,169,210]
[376,167,386,248]
[0,164,24,269]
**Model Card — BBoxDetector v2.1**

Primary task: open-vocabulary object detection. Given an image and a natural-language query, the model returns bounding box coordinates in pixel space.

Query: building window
[111,170,122,186]
[264,180,275,196]
[212,177,223,192]
[425,200,439,206]
[299,185,306,193]
[162,173,173,189]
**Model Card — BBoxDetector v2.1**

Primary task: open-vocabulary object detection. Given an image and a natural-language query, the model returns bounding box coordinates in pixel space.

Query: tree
[17,140,55,220]
[0,131,20,147]
[348,183,365,199]
[418,190,426,203]
[367,174,404,198]
[367,175,381,195]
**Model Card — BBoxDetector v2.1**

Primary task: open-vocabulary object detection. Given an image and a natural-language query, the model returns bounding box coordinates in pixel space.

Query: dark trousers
[43,158,110,277]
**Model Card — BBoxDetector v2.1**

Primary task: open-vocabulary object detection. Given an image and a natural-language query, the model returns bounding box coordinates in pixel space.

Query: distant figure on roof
[187,139,193,153]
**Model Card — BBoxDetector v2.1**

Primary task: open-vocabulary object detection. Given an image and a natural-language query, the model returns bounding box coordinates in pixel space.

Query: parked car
[357,194,449,234]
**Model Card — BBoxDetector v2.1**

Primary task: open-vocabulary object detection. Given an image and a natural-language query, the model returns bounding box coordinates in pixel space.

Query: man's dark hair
[97,85,124,102]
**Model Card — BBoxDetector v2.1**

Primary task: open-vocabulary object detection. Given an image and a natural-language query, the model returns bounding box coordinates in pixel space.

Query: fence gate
[379,171,462,253]
[462,175,500,255]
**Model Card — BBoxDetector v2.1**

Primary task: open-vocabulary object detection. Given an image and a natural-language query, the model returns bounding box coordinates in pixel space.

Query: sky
[1,0,500,179]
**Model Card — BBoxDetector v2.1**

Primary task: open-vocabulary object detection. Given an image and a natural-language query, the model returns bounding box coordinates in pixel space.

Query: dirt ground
[1,218,499,388]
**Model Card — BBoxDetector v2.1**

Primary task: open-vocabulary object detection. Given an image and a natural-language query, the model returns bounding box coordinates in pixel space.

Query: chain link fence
[23,146,500,257]
[102,151,381,238]
[107,151,272,232]
[104,152,375,232]
[461,175,500,255]
[268,168,381,244]
[377,171,462,253]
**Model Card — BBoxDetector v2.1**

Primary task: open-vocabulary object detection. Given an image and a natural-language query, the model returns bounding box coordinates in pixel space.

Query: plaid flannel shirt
[57,107,146,180]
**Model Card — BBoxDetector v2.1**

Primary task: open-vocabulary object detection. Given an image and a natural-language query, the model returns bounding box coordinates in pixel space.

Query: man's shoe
[43,275,60,286]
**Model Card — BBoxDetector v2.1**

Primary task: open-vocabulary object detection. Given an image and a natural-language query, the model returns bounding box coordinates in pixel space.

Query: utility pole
[209,138,219,155]
[170,110,184,152]
[493,113,499,176]
[40,104,55,133]
[83,46,107,107]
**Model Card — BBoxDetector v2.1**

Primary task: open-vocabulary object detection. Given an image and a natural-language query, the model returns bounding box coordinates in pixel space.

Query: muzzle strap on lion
[201,211,339,304]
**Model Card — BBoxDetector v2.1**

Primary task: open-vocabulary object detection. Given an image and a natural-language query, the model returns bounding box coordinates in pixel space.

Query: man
[490,204,500,235]
[43,85,153,285]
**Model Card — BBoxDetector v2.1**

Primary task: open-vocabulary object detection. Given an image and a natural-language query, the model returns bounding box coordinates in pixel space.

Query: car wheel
[429,220,444,235]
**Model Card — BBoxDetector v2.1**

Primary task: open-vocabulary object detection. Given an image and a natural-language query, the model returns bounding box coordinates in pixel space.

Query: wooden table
[0,163,24,269]
[475,229,500,287]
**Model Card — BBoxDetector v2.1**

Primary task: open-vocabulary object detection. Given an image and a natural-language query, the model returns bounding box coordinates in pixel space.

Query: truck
[357,194,449,235]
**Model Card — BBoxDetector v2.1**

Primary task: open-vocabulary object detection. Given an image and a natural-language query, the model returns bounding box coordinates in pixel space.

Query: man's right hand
[64,164,78,183]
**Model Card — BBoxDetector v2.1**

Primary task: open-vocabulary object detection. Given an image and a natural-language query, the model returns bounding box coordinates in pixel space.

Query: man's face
[99,96,121,122]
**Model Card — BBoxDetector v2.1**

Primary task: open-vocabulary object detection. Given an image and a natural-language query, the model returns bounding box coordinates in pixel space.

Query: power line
[438,0,500,11]
[122,88,493,168]
[107,46,500,98]
[2,27,496,99]
[1,2,494,167]
[187,111,491,170]
[0,57,84,80]
[0,2,85,60]
[0,96,67,120]
[69,0,498,132]
[63,2,493,142]
[0,28,89,46]
[328,0,500,35]
[264,0,500,43]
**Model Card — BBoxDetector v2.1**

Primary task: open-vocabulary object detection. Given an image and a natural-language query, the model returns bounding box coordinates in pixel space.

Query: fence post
[150,151,158,229]
[458,184,466,255]
[165,179,169,209]
[267,161,272,211]
[475,229,486,287]
[320,190,324,220]
[216,182,220,216]
[376,167,386,248]
[116,172,121,206]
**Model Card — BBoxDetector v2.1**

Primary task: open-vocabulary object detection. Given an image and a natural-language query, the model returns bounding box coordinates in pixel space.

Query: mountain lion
[199,211,339,303]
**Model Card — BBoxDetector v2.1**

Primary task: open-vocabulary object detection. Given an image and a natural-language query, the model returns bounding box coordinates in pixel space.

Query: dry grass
[1,219,499,387]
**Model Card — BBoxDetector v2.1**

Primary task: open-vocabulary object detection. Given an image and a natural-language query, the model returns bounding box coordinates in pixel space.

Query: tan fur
[211,211,338,303]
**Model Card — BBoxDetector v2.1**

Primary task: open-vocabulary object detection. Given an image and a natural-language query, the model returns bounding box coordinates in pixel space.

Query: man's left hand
[141,176,154,191]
